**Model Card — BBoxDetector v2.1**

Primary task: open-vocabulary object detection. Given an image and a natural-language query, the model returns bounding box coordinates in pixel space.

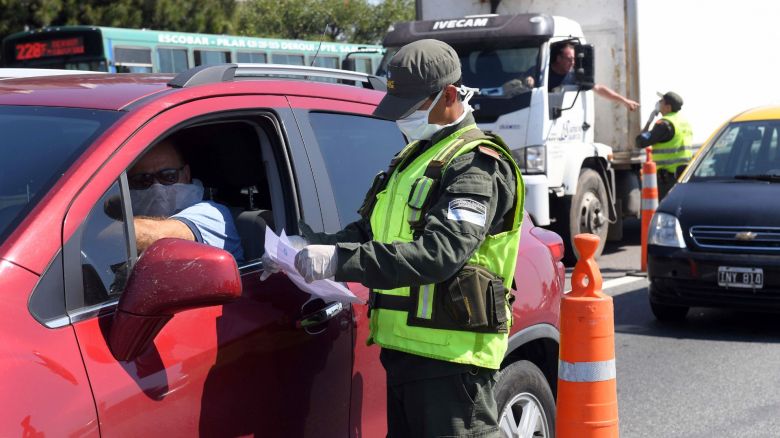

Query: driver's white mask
[130,179,204,217]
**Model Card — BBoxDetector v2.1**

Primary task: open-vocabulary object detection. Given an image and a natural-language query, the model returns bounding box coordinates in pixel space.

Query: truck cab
[380,14,615,259]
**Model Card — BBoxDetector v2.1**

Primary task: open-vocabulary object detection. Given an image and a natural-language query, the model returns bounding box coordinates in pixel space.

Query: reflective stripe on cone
[559,359,616,382]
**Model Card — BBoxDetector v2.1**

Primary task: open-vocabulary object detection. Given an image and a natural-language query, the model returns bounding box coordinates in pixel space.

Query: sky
[636,0,779,143]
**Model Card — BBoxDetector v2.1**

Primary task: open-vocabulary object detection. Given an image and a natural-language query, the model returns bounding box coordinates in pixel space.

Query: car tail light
[530,227,565,262]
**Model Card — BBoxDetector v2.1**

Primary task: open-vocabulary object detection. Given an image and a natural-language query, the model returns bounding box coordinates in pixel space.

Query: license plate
[717,266,764,289]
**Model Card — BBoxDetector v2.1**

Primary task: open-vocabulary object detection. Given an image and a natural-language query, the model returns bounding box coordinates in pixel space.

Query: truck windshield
[690,121,780,181]
[379,44,541,124]
[0,106,122,245]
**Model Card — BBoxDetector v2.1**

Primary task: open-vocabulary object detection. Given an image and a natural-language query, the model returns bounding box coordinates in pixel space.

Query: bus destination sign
[15,37,85,61]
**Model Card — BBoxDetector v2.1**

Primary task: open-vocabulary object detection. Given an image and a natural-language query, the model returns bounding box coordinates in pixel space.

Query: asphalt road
[562,219,780,437]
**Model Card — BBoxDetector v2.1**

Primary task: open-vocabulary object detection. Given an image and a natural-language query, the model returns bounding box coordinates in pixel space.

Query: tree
[236,0,414,44]
[0,0,238,47]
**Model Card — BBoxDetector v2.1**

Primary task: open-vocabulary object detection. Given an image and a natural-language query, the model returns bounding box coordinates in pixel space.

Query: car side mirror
[574,44,595,91]
[108,238,241,361]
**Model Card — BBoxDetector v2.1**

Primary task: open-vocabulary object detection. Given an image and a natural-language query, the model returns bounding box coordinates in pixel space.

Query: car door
[288,95,408,436]
[64,95,352,437]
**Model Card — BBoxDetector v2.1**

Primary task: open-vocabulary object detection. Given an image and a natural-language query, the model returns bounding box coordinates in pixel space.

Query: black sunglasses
[128,166,185,190]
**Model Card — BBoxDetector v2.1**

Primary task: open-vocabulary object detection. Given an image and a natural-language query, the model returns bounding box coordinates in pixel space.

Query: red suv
[0,65,564,437]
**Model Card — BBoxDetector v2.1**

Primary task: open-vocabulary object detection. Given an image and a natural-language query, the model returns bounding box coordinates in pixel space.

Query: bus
[1,25,384,74]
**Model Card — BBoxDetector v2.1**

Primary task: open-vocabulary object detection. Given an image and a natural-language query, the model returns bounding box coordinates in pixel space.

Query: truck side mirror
[341,58,356,71]
[574,44,595,91]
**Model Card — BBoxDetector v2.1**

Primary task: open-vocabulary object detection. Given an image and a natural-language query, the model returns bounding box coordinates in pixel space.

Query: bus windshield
[1,28,108,71]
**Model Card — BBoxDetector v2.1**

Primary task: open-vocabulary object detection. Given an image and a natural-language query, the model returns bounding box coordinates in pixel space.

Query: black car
[647,107,780,320]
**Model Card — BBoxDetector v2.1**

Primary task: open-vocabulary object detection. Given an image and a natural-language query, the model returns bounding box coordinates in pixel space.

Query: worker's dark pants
[657,166,686,200]
[385,366,500,438]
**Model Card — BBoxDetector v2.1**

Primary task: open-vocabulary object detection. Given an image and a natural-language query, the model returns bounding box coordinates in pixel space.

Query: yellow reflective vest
[367,125,524,369]
[654,112,693,172]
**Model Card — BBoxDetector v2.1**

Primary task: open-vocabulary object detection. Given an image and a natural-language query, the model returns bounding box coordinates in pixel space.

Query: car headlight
[512,145,545,175]
[648,212,686,248]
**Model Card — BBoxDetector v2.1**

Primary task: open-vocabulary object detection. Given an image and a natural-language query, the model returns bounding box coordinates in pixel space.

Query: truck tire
[562,169,609,263]
[495,360,555,438]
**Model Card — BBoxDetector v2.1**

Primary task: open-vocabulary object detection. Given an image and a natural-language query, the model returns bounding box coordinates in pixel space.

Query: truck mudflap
[598,160,618,223]
[523,174,550,226]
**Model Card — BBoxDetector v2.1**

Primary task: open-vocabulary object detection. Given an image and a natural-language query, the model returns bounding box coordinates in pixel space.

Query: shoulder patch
[477,145,501,160]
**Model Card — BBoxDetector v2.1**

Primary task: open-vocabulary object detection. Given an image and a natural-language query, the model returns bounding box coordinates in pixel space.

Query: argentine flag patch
[447,199,487,227]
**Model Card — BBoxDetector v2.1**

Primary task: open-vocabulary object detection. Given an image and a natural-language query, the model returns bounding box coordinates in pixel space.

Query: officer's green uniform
[302,38,524,437]
[653,111,693,173]
[305,112,522,437]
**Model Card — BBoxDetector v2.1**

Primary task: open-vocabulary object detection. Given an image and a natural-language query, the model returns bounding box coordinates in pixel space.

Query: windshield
[690,120,780,181]
[379,44,541,124]
[0,106,122,245]
[456,45,540,93]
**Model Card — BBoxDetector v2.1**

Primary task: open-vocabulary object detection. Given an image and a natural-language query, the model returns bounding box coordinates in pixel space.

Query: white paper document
[264,227,364,304]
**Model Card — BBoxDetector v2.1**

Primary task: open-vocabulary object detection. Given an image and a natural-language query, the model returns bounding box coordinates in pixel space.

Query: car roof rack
[168,63,386,91]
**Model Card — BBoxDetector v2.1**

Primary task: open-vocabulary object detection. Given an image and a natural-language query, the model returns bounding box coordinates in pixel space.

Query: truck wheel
[495,360,555,438]
[567,169,608,261]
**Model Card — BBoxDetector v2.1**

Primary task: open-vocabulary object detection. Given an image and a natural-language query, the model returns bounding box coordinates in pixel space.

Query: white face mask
[130,179,204,217]
[396,86,479,141]
[654,100,662,113]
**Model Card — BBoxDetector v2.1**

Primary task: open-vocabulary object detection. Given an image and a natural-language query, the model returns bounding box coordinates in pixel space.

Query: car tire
[648,284,689,321]
[557,169,609,265]
[495,360,555,438]
[649,300,689,321]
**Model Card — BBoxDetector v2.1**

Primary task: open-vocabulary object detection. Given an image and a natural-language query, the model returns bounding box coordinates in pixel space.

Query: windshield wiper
[734,174,780,182]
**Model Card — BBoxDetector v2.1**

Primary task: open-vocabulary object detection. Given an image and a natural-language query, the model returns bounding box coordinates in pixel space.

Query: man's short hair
[550,42,575,61]
[155,138,188,165]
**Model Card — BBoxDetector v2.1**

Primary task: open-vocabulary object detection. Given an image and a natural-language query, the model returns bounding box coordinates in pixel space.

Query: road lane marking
[602,276,647,296]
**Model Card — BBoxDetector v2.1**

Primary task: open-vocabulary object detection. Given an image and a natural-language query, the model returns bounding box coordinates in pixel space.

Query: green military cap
[373,39,461,120]
[657,91,684,112]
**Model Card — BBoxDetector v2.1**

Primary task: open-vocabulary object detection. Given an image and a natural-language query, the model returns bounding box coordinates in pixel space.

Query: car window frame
[62,174,136,323]
[60,96,306,326]
[287,97,389,232]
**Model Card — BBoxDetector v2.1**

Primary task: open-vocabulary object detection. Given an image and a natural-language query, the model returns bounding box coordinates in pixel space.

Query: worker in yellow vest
[287,39,524,437]
[636,91,694,199]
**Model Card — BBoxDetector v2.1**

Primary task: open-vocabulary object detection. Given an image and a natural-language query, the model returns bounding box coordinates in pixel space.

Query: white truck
[382,0,780,259]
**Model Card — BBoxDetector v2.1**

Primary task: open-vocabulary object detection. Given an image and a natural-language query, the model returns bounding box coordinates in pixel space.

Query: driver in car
[127,139,244,263]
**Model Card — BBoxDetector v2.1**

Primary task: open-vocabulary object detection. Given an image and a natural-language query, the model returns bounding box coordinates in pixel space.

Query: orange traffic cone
[641,147,658,272]
[556,234,619,437]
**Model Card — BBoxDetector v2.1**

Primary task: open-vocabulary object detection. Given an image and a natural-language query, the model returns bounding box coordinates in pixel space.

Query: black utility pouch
[357,171,386,219]
[442,265,509,333]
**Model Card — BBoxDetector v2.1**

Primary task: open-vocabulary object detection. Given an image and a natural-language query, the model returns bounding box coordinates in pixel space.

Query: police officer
[291,39,524,437]
[636,91,693,199]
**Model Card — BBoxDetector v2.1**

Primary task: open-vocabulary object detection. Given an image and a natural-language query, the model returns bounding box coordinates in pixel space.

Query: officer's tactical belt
[368,291,409,312]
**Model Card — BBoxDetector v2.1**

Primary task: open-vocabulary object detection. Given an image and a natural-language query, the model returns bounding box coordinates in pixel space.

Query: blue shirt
[173,201,244,264]
[548,69,575,91]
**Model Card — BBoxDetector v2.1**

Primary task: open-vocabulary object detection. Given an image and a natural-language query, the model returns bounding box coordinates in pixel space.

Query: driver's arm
[134,217,195,253]
[593,84,639,111]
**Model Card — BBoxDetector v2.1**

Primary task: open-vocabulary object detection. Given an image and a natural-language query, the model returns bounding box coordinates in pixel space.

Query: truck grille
[690,226,780,252]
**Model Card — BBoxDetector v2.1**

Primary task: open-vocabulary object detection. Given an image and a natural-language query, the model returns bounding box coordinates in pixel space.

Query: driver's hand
[259,252,281,281]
